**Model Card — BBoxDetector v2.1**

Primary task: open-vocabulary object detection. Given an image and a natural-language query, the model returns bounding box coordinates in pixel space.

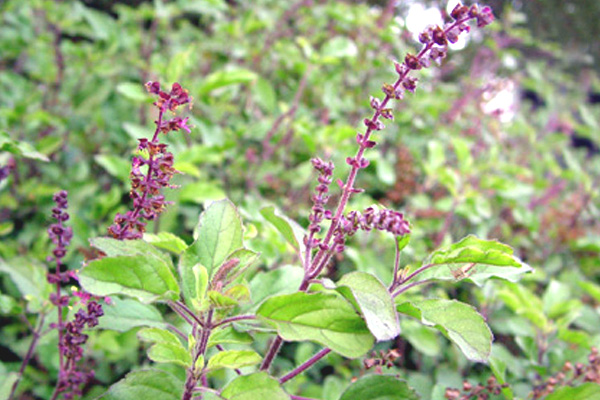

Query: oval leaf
[180,199,243,278]
[99,369,182,400]
[337,271,400,341]
[396,299,492,363]
[208,326,253,348]
[79,255,179,303]
[260,206,306,261]
[339,375,420,400]
[143,232,188,254]
[97,298,166,332]
[147,342,191,368]
[138,328,191,368]
[221,372,289,400]
[257,292,374,358]
[416,235,532,286]
[199,69,258,95]
[207,350,261,371]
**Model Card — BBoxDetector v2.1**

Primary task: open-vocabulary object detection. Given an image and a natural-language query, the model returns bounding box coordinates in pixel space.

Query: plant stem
[279,348,331,384]
[260,336,283,371]
[182,310,213,400]
[212,314,255,329]
[8,313,46,400]
[392,279,433,298]
[169,300,204,327]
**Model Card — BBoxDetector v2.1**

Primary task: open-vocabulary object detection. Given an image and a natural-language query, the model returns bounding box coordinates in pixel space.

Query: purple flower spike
[109,81,192,240]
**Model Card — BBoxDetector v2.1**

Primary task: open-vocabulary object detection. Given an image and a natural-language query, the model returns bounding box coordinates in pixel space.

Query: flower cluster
[305,2,493,265]
[47,191,74,286]
[45,191,104,399]
[304,158,334,250]
[56,301,104,399]
[108,82,191,240]
[332,207,410,253]
[369,4,495,126]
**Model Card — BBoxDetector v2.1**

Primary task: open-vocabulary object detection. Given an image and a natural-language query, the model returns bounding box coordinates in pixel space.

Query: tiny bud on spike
[404,53,421,70]
[382,83,395,97]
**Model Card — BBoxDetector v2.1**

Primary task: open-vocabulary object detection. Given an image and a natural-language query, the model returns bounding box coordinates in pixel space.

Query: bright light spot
[502,54,518,69]
[405,4,442,37]
[446,0,461,14]
[481,80,518,123]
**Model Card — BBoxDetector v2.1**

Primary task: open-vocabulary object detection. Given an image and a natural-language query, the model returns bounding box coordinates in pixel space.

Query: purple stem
[279,348,331,384]
[392,279,433,298]
[169,300,204,327]
[260,336,284,371]
[8,314,46,399]
[390,263,436,292]
[212,314,255,328]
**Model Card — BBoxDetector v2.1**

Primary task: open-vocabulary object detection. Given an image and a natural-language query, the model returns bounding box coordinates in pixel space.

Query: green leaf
[180,199,243,278]
[143,232,188,254]
[339,374,420,400]
[207,350,261,371]
[180,263,209,312]
[246,265,304,312]
[138,327,182,344]
[198,69,258,95]
[497,282,550,331]
[147,342,192,368]
[0,131,49,161]
[396,234,411,253]
[260,206,306,260]
[257,292,374,358]
[208,326,253,348]
[208,290,239,309]
[221,372,289,400]
[428,235,524,266]
[99,369,183,399]
[179,181,226,204]
[396,299,492,363]
[79,255,180,303]
[138,328,191,368]
[90,237,171,262]
[95,154,131,183]
[0,372,18,400]
[545,383,600,400]
[489,356,515,400]
[336,272,400,341]
[116,82,148,102]
[415,235,532,286]
[0,257,52,312]
[321,36,358,59]
[97,297,166,332]
[400,320,440,357]
[252,77,277,113]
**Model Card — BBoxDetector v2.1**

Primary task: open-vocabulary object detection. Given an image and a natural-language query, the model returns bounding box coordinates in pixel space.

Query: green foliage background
[1,0,599,399]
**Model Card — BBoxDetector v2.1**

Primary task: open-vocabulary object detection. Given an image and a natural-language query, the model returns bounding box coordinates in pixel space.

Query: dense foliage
[1,1,599,400]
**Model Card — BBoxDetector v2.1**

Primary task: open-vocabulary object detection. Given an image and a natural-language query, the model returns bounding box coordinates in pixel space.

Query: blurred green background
[1,0,599,399]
